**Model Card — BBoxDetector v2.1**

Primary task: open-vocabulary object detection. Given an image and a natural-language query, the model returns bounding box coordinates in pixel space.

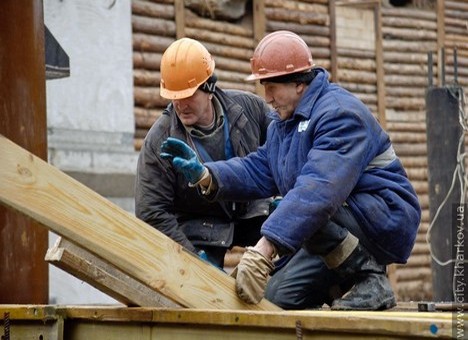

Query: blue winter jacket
[206,68,421,263]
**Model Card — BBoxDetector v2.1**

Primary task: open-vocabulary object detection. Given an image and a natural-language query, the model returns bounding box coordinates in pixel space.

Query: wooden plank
[0,135,280,311]
[45,237,180,308]
[0,305,457,339]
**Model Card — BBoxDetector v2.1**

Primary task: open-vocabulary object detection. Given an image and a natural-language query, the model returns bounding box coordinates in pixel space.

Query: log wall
[381,4,437,301]
[131,0,468,302]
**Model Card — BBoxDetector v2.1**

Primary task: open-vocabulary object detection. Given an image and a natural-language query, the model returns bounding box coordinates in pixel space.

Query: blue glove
[160,137,206,184]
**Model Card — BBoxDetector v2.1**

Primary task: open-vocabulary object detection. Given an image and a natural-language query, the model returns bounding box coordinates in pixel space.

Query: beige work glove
[230,247,274,304]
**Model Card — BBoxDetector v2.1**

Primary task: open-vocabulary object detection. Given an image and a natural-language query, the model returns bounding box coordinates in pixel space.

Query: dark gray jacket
[135,88,271,253]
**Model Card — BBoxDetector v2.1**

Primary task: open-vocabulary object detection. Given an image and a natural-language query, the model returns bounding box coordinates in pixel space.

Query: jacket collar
[294,68,328,120]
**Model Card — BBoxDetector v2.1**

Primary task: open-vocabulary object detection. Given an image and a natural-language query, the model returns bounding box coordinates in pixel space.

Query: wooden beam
[374,1,386,129]
[45,237,180,308]
[0,0,49,304]
[0,135,280,311]
[174,0,185,39]
[329,0,337,82]
[437,0,445,87]
[253,0,265,97]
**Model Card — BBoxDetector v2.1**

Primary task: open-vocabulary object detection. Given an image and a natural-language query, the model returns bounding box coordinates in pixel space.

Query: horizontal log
[406,168,428,181]
[135,107,163,130]
[339,82,376,94]
[396,280,431,300]
[418,194,429,209]
[445,16,468,29]
[265,7,330,26]
[384,51,433,65]
[217,80,256,93]
[309,47,331,59]
[382,27,437,41]
[387,121,427,132]
[445,0,468,12]
[134,86,170,108]
[383,63,429,76]
[132,15,176,37]
[338,69,376,84]
[355,93,377,105]
[135,128,148,139]
[314,59,331,70]
[446,34,468,45]
[385,74,428,86]
[300,0,328,4]
[393,143,427,156]
[337,48,375,59]
[396,267,432,282]
[386,109,426,122]
[301,35,330,48]
[266,0,328,14]
[216,69,249,83]
[185,9,252,37]
[337,57,375,71]
[388,132,427,144]
[135,138,143,151]
[385,86,426,98]
[421,210,430,223]
[185,27,255,49]
[405,180,428,194]
[445,9,468,21]
[383,40,437,53]
[446,25,468,36]
[405,254,431,268]
[381,6,436,21]
[386,96,425,110]
[133,52,162,71]
[133,33,174,53]
[267,20,330,37]
[202,41,253,61]
[134,69,160,87]
[381,16,437,30]
[213,55,251,74]
[132,0,174,20]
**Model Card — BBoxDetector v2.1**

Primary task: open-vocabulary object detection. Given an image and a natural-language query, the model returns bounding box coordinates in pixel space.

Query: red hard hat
[246,31,314,82]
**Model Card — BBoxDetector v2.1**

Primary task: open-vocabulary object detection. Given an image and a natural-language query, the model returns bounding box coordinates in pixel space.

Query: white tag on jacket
[298,119,310,132]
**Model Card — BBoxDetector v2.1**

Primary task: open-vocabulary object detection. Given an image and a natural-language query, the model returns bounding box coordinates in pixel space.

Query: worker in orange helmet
[160,31,421,310]
[135,38,272,269]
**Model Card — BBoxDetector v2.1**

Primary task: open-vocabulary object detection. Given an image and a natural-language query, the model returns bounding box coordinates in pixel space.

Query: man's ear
[296,82,306,94]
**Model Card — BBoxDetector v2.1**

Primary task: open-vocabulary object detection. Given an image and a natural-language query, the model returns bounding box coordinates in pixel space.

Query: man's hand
[231,238,276,304]
[160,137,206,184]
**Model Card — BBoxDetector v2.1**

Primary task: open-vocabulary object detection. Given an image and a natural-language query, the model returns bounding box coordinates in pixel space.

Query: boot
[328,243,396,311]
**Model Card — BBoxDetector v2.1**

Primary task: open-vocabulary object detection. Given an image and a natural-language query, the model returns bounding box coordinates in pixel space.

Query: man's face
[173,89,212,126]
[262,82,305,121]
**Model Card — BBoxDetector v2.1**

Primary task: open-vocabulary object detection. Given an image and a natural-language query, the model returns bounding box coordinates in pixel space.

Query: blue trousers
[264,206,394,309]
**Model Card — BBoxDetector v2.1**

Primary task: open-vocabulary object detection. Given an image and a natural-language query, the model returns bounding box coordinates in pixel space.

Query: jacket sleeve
[261,109,377,253]
[135,128,197,253]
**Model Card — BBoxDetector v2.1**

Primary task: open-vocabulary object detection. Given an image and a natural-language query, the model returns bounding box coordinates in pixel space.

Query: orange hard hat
[246,31,314,82]
[160,38,215,99]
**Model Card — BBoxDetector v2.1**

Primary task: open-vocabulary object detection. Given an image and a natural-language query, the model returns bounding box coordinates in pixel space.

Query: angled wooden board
[0,135,280,311]
[46,237,181,308]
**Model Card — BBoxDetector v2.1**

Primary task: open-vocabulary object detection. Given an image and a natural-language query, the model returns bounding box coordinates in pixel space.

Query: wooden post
[374,1,387,129]
[252,0,265,97]
[174,0,185,39]
[436,0,445,87]
[0,135,280,311]
[0,0,48,304]
[329,0,338,82]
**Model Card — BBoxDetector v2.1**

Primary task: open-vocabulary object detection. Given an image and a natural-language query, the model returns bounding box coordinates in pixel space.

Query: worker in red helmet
[160,31,421,310]
[135,38,272,269]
